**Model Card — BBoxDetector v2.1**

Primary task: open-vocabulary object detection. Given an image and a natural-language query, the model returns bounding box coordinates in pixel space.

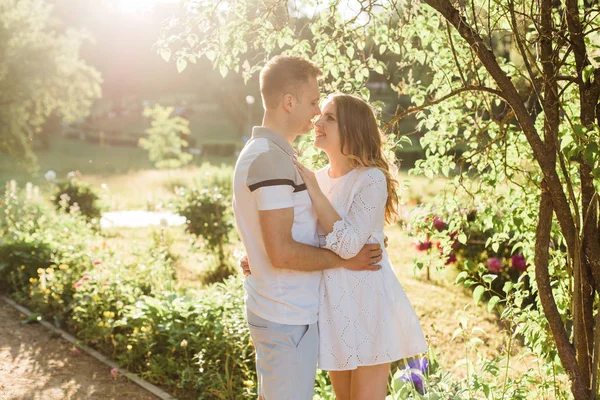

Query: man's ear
[282,93,294,113]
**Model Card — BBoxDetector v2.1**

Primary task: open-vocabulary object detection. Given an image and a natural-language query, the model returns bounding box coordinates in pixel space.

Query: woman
[242,94,427,399]
[293,94,427,399]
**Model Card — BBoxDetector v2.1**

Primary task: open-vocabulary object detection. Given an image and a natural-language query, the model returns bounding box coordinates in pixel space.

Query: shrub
[0,180,94,297]
[173,184,235,283]
[52,173,102,222]
[409,205,536,309]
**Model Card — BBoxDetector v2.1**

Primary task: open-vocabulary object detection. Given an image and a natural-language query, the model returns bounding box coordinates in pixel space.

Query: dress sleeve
[323,169,387,259]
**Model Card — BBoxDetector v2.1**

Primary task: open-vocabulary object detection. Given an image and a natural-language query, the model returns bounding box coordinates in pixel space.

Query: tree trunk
[536,183,590,399]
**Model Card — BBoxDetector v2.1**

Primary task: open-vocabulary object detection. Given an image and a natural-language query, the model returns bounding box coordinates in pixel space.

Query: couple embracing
[232,55,427,400]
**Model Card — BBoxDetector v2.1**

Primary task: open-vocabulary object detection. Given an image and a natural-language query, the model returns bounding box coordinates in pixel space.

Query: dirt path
[0,301,159,400]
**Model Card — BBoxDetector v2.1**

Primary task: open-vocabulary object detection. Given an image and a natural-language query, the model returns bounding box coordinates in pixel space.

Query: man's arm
[259,207,382,272]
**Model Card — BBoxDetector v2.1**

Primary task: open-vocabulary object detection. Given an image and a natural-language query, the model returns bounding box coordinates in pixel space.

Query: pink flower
[511,254,528,273]
[487,257,502,273]
[71,347,81,356]
[73,275,91,289]
[445,253,457,265]
[110,368,118,379]
[414,240,432,251]
[433,216,446,231]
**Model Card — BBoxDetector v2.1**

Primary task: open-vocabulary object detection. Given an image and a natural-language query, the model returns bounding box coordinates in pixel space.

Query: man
[232,56,383,400]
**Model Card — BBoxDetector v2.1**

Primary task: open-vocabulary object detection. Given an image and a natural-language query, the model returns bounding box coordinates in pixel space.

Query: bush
[52,174,102,222]
[0,180,94,297]
[409,205,536,309]
[173,182,235,284]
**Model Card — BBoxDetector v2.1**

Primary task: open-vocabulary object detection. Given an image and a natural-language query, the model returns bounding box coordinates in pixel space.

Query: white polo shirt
[233,127,321,325]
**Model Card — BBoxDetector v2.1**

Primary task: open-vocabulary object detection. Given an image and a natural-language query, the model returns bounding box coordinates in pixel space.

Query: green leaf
[471,327,487,335]
[464,259,474,270]
[560,134,573,151]
[176,58,187,73]
[584,142,599,166]
[451,327,463,341]
[473,285,485,305]
[491,242,499,252]
[455,271,469,284]
[206,50,216,62]
[583,65,595,83]
[159,48,171,62]
[502,281,513,293]
[574,124,586,138]
[488,296,501,313]
[379,44,387,54]
[346,46,355,59]
[482,274,497,284]
[354,69,363,82]
[458,232,467,244]
[186,34,198,47]
[464,279,477,287]
[219,65,228,78]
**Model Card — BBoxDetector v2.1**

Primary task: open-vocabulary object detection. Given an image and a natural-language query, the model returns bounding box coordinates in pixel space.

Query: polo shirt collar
[252,126,296,157]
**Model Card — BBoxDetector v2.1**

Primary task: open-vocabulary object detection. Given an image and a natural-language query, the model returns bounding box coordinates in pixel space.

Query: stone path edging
[1,296,177,400]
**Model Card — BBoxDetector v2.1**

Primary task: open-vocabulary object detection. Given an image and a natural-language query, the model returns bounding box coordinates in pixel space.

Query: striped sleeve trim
[248,179,307,193]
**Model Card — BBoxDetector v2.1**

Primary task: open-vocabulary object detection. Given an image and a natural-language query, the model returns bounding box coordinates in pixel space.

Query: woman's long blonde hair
[330,94,399,225]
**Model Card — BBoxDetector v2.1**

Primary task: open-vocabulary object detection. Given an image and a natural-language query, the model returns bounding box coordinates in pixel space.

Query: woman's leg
[329,370,352,400]
[350,363,390,400]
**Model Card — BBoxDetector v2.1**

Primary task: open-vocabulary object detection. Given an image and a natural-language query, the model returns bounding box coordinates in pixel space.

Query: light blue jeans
[246,308,318,400]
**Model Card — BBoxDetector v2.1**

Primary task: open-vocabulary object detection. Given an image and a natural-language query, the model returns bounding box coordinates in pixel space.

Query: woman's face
[313,99,342,155]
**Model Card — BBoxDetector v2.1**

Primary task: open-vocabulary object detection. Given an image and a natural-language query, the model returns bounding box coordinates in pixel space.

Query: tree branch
[384,85,504,130]
[564,0,590,81]
[535,181,588,400]
[507,0,543,101]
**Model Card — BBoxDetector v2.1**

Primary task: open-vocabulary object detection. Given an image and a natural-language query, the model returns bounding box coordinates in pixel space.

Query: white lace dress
[316,166,428,371]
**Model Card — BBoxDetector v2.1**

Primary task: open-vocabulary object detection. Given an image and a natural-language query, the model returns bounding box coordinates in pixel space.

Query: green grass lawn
[0,137,236,198]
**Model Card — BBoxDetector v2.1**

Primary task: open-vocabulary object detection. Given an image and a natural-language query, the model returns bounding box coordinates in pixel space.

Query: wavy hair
[329,94,399,224]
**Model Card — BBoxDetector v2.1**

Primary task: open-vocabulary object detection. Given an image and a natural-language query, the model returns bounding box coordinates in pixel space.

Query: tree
[0,0,102,171]
[161,0,600,398]
[139,104,193,169]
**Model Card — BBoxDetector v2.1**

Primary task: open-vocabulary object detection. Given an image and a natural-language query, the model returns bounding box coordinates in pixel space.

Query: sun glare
[116,0,167,14]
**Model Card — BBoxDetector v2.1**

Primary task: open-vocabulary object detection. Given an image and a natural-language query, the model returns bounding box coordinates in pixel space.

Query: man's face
[290,77,321,135]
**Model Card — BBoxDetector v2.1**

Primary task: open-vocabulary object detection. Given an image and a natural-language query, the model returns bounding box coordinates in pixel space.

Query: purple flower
[511,254,528,273]
[398,357,429,394]
[487,257,502,273]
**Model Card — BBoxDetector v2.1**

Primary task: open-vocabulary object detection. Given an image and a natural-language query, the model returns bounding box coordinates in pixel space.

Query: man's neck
[262,113,297,145]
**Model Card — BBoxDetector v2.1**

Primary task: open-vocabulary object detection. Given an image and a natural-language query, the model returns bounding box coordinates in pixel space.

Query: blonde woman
[292,94,427,400]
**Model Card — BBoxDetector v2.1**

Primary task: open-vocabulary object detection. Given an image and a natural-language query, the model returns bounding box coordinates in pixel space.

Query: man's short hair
[259,56,323,110]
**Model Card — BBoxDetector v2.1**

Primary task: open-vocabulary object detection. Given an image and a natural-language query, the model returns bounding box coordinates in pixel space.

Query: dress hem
[318,346,429,371]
